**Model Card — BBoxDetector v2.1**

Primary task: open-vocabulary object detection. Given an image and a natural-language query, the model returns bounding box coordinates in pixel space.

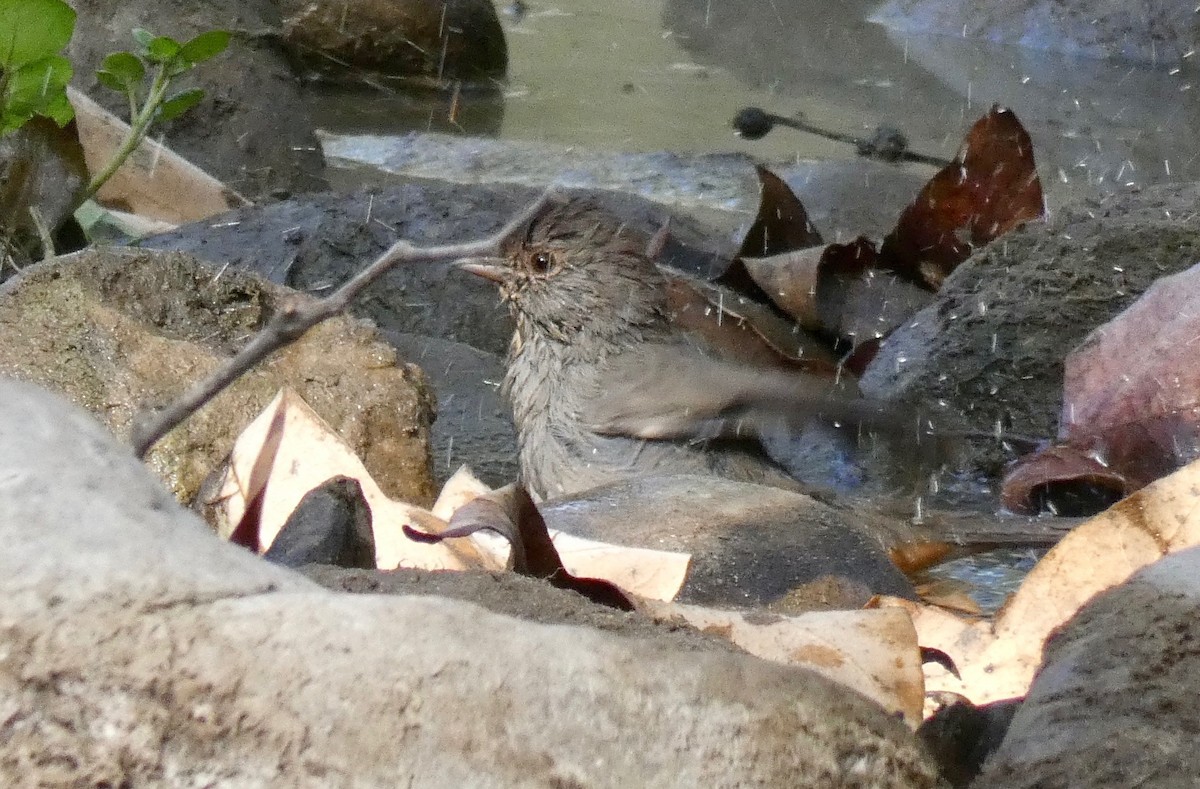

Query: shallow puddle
[310,0,1200,201]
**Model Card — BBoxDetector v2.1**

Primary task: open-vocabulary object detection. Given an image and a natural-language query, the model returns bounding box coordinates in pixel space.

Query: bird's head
[459,198,669,346]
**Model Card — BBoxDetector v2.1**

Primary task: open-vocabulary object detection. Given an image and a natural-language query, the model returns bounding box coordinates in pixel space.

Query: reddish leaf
[719,166,823,297]
[1001,265,1200,514]
[1000,444,1132,516]
[404,485,636,611]
[879,105,1045,289]
[227,404,287,551]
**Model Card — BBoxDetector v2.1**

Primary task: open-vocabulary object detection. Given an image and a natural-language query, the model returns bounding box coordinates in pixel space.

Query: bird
[458,196,903,502]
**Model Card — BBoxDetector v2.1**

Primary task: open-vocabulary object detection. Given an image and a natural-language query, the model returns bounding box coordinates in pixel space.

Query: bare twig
[27,206,54,261]
[130,190,554,458]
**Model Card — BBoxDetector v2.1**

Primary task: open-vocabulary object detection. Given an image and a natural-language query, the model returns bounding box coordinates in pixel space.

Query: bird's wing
[582,343,902,442]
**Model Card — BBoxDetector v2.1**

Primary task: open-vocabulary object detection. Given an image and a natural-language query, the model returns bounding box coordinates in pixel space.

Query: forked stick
[130,190,555,459]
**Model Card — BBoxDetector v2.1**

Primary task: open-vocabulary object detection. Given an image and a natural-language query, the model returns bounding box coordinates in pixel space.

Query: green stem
[77,63,172,205]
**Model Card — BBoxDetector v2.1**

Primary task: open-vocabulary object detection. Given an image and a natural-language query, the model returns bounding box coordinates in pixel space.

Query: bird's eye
[530,252,553,273]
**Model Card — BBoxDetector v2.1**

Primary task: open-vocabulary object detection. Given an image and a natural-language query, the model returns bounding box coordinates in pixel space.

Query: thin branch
[27,206,54,261]
[130,190,554,458]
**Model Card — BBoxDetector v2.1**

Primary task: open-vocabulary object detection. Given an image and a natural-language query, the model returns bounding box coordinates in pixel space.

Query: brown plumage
[461,197,894,501]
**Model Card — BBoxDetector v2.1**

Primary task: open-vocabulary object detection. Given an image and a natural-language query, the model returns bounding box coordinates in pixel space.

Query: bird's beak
[456,257,510,285]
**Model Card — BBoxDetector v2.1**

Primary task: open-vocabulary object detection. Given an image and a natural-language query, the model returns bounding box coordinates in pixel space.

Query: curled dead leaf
[719,165,823,297]
[405,484,637,612]
[879,105,1045,289]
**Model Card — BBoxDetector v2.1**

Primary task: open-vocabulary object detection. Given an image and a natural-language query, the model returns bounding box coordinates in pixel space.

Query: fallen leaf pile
[208,388,926,725]
[667,105,1046,376]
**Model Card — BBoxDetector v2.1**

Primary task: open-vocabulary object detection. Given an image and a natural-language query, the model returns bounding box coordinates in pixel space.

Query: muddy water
[311,0,1200,199]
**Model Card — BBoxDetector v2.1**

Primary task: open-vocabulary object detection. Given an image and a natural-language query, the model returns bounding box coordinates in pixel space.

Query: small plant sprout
[81,26,230,202]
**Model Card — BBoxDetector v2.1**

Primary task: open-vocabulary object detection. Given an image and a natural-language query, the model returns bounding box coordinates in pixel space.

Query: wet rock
[381,331,518,488]
[977,546,1200,788]
[320,130,930,241]
[264,476,376,568]
[279,0,507,83]
[873,0,1198,65]
[541,474,916,609]
[861,183,1200,474]
[0,247,436,506]
[140,182,735,355]
[0,379,939,788]
[68,0,326,200]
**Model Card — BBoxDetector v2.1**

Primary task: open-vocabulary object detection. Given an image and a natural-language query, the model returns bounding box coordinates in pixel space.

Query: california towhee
[459,197,902,501]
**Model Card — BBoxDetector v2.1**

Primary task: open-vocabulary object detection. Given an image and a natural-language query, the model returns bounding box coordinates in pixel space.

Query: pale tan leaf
[877,455,1200,705]
[68,86,248,225]
[649,601,924,727]
[225,388,474,570]
[225,391,690,599]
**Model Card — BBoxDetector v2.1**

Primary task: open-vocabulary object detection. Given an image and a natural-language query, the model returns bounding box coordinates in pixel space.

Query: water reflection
[311,0,1200,203]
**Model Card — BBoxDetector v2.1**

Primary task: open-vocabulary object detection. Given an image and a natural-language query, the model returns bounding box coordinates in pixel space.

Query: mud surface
[302,565,739,654]
[862,182,1200,473]
[68,0,326,200]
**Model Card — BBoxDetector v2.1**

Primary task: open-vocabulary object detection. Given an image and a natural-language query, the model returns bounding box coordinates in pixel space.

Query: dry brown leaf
[647,601,925,727]
[1003,264,1200,514]
[719,165,823,298]
[68,87,248,225]
[408,485,640,611]
[879,105,1045,289]
[740,246,825,329]
[878,454,1200,704]
[665,272,840,374]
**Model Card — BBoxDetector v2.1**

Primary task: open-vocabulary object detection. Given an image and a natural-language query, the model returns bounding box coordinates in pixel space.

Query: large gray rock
[861,183,1200,472]
[0,379,939,787]
[140,182,738,356]
[977,546,1200,788]
[382,331,519,489]
[873,0,1199,65]
[542,475,916,609]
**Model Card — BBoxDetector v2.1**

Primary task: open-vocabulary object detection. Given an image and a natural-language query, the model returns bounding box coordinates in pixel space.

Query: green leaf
[95,69,123,93]
[39,89,73,126]
[0,0,75,68]
[131,28,154,48]
[5,55,72,113]
[145,35,181,64]
[97,51,145,91]
[178,30,229,64]
[0,54,73,132]
[156,87,203,122]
